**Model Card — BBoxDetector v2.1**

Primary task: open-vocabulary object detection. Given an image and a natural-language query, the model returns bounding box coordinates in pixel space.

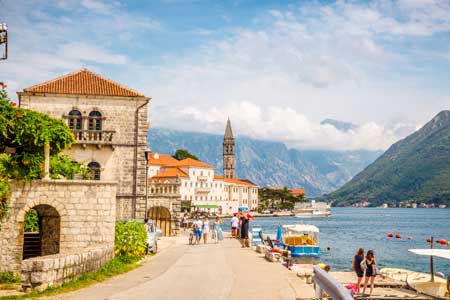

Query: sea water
[224,208,450,275]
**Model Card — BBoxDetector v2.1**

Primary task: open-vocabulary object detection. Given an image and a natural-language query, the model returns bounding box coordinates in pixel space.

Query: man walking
[193,215,203,245]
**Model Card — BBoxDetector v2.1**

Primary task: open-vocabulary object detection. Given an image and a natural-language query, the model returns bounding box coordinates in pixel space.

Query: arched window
[68,110,82,130]
[88,111,102,131]
[87,161,101,180]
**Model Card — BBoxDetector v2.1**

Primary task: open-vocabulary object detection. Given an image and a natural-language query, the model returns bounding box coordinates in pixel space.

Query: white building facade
[148,153,258,215]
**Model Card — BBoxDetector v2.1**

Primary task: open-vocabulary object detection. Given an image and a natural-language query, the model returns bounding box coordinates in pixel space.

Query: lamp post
[0,23,7,60]
[144,148,152,220]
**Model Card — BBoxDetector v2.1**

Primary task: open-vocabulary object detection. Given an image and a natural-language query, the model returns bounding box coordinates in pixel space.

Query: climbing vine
[0,88,76,223]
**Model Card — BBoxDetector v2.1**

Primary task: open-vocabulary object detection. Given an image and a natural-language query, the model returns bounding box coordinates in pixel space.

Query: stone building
[17,69,149,219]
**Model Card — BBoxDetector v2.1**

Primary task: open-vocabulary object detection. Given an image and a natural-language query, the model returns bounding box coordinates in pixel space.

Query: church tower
[223,118,236,179]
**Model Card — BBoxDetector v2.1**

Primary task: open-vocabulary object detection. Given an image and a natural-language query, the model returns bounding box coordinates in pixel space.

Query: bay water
[224,208,450,275]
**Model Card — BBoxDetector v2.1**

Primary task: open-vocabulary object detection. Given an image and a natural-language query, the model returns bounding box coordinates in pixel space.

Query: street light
[144,148,152,220]
[0,23,7,60]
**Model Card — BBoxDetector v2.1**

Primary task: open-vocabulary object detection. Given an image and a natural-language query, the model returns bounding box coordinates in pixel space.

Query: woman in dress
[202,217,210,244]
[362,250,377,295]
[213,216,223,244]
[353,248,365,292]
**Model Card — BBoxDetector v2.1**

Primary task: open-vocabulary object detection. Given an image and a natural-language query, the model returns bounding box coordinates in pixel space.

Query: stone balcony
[72,130,115,148]
[197,176,208,181]
[195,187,211,193]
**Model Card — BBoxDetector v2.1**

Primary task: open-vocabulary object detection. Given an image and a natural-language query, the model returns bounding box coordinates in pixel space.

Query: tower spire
[223,118,236,179]
[224,117,233,139]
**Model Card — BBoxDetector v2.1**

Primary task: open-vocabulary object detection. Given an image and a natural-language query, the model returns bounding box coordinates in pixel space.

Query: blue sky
[2,0,450,150]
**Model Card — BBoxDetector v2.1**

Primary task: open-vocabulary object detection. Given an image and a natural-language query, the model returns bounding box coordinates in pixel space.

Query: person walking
[213,216,223,244]
[192,215,203,245]
[230,214,239,238]
[240,214,250,248]
[362,250,377,295]
[353,248,365,293]
[202,217,210,244]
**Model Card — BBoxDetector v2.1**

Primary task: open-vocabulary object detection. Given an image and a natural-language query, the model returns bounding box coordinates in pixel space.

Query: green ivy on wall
[0,88,76,223]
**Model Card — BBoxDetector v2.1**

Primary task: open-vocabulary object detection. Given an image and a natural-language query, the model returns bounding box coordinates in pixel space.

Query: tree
[0,88,76,223]
[173,149,199,161]
[258,187,306,210]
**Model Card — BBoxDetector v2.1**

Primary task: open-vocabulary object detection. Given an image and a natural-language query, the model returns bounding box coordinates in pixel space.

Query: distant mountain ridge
[327,110,450,206]
[148,128,381,197]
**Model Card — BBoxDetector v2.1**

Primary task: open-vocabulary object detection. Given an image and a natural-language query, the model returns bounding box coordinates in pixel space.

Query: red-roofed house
[147,151,259,215]
[17,69,150,220]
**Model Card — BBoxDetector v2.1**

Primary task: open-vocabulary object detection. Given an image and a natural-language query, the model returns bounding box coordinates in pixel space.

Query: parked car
[146,226,162,254]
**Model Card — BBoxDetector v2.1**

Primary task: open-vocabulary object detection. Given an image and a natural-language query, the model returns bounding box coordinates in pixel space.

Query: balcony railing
[195,187,211,193]
[197,176,208,181]
[72,130,115,147]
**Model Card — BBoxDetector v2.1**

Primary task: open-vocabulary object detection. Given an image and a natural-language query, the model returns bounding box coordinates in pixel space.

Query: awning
[193,204,220,209]
[408,249,450,260]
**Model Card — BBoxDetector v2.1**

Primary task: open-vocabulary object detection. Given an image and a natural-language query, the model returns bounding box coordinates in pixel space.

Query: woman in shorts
[353,248,365,292]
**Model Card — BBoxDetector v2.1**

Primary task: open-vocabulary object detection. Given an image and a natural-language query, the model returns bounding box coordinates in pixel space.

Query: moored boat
[276,224,321,261]
[294,200,331,218]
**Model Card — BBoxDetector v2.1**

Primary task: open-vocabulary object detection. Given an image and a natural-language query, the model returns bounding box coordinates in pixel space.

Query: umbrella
[275,225,283,247]
[408,240,450,282]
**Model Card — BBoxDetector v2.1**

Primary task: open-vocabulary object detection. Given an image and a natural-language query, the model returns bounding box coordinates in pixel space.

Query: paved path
[52,234,313,300]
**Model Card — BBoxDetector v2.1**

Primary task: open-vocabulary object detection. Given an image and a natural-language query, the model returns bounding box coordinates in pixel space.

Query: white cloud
[58,43,128,65]
[151,101,408,151]
[3,0,450,151]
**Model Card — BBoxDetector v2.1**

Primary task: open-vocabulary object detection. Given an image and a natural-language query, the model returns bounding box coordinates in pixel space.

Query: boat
[294,200,331,218]
[406,249,450,300]
[276,224,321,262]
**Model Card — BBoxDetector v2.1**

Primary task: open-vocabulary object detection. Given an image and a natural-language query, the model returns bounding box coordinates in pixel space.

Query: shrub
[24,209,39,232]
[114,220,147,260]
[0,271,20,284]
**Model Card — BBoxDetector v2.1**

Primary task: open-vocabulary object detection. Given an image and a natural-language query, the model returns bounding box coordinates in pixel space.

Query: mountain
[326,111,450,206]
[148,128,381,197]
[321,119,357,132]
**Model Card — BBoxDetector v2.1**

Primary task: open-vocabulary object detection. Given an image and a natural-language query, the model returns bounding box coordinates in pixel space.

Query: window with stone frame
[68,110,82,130]
[88,110,102,131]
[87,161,101,180]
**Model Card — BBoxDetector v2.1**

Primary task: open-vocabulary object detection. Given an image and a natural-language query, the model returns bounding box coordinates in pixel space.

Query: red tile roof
[148,153,179,166]
[224,178,257,186]
[22,69,146,97]
[290,189,306,196]
[167,158,213,169]
[214,175,224,180]
[149,168,188,181]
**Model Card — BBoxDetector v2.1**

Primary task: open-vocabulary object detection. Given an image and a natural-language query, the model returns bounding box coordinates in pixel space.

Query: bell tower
[223,118,236,179]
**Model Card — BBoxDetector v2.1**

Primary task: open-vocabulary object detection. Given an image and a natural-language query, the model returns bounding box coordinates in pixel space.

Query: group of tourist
[353,248,378,295]
[190,215,224,245]
[230,213,251,248]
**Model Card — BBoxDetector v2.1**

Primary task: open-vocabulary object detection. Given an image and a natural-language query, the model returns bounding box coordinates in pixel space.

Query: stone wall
[21,245,114,292]
[0,180,116,274]
[19,93,149,220]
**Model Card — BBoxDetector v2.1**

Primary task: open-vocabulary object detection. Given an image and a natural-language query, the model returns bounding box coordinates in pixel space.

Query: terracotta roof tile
[224,178,257,186]
[214,175,224,180]
[148,153,179,166]
[167,158,213,169]
[149,167,188,180]
[22,69,146,97]
[290,189,306,195]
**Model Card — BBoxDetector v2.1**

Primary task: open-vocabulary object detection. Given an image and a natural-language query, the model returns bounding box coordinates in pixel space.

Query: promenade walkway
[51,233,312,300]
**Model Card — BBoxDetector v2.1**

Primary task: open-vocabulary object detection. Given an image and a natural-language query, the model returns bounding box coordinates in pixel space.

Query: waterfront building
[17,69,149,220]
[147,120,259,215]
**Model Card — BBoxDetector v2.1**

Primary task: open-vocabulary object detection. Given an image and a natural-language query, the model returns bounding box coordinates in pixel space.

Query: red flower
[39,163,45,169]
[23,160,29,166]
[16,113,23,118]
[2,194,8,199]
[11,102,17,107]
